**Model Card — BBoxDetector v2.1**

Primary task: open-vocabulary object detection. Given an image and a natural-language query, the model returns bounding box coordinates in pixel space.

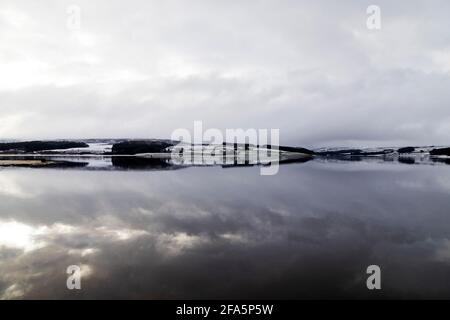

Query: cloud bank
[1,0,450,147]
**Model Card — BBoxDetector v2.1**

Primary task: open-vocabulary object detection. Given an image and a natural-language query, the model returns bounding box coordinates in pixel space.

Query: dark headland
[0,139,449,169]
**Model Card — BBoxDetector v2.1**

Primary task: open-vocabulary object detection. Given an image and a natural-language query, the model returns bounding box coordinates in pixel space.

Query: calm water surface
[1,160,450,299]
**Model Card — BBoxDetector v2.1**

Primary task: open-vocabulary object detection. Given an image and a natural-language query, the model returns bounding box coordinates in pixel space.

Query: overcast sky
[1,0,450,147]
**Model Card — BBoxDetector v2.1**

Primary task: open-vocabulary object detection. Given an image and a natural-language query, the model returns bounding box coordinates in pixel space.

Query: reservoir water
[1,159,450,299]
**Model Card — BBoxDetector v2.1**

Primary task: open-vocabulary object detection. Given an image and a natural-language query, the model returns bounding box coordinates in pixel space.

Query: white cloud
[1,0,450,146]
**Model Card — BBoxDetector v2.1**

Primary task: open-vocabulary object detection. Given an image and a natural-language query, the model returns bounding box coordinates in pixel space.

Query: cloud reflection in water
[1,162,450,299]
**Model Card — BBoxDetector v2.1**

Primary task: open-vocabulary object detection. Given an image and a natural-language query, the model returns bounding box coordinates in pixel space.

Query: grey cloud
[1,0,450,146]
